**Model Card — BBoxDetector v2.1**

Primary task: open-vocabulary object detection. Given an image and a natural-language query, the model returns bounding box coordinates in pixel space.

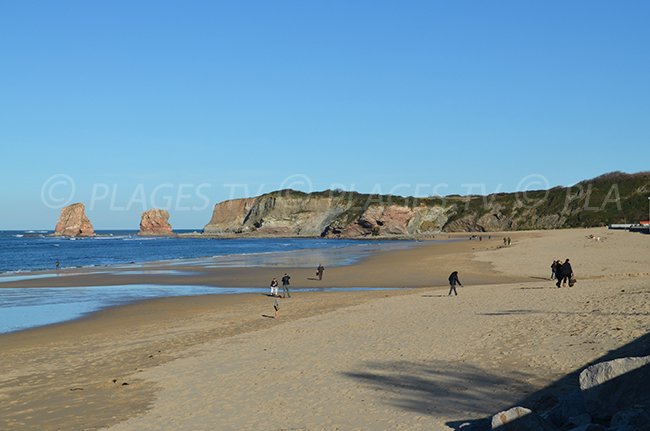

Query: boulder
[54,203,95,237]
[608,408,650,431]
[545,390,588,427]
[579,356,650,421]
[491,406,558,430]
[139,209,174,236]
[565,425,605,431]
[564,413,592,428]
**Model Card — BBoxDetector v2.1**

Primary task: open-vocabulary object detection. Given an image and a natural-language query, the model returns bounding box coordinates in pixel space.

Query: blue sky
[1,1,649,229]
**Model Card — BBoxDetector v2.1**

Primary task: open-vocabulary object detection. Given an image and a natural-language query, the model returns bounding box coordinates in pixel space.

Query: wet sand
[0,235,519,290]
[1,228,649,430]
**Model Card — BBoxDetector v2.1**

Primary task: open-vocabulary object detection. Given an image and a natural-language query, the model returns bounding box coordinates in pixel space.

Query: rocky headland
[53,202,95,237]
[203,172,650,238]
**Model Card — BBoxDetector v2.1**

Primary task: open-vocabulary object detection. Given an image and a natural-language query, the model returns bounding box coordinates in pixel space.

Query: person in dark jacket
[281,273,291,298]
[551,260,559,280]
[448,271,462,296]
[556,259,573,288]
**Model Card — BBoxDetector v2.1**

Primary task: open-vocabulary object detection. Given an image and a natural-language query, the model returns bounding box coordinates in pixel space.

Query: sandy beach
[2,228,649,430]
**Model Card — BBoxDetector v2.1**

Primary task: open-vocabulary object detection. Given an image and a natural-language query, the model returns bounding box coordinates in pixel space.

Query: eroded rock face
[139,209,174,236]
[199,172,650,237]
[203,198,256,234]
[54,203,95,237]
[202,192,452,238]
[338,205,449,237]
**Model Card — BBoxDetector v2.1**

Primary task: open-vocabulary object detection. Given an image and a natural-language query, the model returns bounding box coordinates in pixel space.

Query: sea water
[0,230,414,273]
[0,284,398,334]
[0,231,430,333]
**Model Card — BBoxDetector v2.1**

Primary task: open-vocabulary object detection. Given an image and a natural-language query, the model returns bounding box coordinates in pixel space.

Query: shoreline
[0,235,514,289]
[0,235,506,334]
[0,230,496,276]
[0,235,430,277]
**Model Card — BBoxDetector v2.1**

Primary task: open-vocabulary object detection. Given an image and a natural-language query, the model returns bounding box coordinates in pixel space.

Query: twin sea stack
[54,203,95,237]
[53,204,174,237]
[138,209,174,236]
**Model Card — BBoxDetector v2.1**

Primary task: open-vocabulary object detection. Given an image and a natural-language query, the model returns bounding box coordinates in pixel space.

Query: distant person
[503,237,507,246]
[448,271,463,296]
[55,259,60,272]
[551,260,559,280]
[281,273,291,298]
[556,259,573,288]
[273,297,280,319]
[507,237,512,246]
[316,264,325,280]
[270,277,279,297]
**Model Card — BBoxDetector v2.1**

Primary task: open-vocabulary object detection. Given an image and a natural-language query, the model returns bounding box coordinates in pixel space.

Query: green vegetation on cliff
[204,172,650,236]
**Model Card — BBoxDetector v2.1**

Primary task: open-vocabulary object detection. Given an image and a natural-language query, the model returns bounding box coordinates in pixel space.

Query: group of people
[269,264,326,319]
[269,274,291,319]
[503,237,512,246]
[551,259,575,288]
[269,273,292,298]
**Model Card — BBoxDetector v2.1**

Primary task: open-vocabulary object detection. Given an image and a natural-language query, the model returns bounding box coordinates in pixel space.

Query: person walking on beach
[556,259,573,288]
[273,297,280,319]
[316,264,325,280]
[55,259,60,272]
[448,271,462,296]
[281,273,291,298]
[551,260,559,280]
[270,277,279,296]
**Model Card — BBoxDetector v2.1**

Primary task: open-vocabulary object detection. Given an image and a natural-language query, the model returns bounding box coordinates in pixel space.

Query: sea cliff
[203,172,650,238]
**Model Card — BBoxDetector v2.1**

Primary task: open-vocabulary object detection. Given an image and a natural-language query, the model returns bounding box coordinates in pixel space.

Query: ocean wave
[14,234,24,238]
[90,236,131,240]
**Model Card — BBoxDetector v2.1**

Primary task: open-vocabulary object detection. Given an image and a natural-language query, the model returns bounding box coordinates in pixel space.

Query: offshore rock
[54,203,95,237]
[139,209,174,236]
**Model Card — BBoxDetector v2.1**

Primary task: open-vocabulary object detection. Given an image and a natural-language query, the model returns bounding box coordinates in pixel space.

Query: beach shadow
[342,360,536,420]
[477,309,543,316]
[306,277,320,281]
[445,329,650,429]
[421,294,448,298]
[343,332,650,430]
[529,276,552,281]
[519,286,549,290]
[261,314,275,319]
